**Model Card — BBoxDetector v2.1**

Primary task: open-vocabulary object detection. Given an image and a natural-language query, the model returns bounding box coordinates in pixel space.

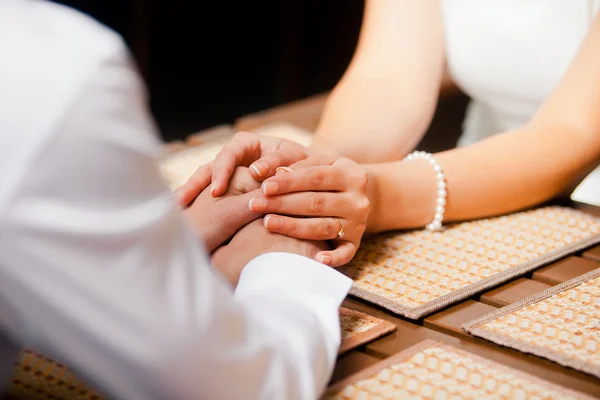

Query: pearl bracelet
[404,151,447,231]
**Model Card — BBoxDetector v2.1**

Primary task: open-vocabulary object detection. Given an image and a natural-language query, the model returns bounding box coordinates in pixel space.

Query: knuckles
[355,197,371,215]
[307,169,325,188]
[335,158,369,192]
[351,168,369,192]
[308,192,325,212]
[232,131,258,142]
[355,221,368,236]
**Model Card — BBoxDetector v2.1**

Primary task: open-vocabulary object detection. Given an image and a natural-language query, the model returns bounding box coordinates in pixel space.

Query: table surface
[334,224,600,398]
[3,95,599,400]
[237,97,600,397]
[176,99,600,398]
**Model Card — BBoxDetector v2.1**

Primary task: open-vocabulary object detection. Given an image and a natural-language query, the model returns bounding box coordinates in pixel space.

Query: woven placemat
[463,268,600,378]
[160,122,313,190]
[339,206,600,319]
[339,307,395,355]
[323,339,594,399]
[5,349,101,400]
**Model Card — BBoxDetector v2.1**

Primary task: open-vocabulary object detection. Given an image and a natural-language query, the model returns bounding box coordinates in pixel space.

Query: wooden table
[4,95,599,400]
[332,207,600,398]
[240,96,600,398]
[173,95,600,398]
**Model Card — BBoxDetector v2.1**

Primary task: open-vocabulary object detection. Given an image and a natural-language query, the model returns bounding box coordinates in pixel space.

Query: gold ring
[275,166,294,173]
[333,217,344,238]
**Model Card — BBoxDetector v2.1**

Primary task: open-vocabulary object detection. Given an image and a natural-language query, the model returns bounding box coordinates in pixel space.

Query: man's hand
[183,167,263,252]
[212,220,329,287]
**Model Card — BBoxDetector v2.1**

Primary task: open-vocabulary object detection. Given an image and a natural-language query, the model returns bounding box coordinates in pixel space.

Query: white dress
[442,0,600,205]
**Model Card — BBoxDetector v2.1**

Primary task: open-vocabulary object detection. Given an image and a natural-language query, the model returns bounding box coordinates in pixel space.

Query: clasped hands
[179,132,370,285]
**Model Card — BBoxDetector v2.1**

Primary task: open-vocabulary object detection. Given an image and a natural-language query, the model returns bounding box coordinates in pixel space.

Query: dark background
[52,1,365,141]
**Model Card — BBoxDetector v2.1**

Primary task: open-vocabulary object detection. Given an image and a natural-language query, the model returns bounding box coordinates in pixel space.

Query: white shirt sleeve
[0,41,352,399]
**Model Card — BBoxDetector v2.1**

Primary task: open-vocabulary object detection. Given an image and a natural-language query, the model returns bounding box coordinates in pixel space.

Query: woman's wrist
[404,151,447,231]
[364,160,440,233]
[364,164,383,232]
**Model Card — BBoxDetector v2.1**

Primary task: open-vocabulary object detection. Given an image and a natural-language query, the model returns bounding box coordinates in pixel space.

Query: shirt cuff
[234,252,352,306]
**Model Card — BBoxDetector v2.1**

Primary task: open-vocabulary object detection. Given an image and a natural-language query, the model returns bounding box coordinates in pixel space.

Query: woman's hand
[176,131,310,206]
[183,167,263,253]
[247,155,370,267]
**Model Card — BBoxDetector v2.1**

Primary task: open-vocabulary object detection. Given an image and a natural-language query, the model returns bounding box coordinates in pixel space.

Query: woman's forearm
[309,0,445,163]
[365,12,600,233]
[366,123,600,232]
[310,76,435,163]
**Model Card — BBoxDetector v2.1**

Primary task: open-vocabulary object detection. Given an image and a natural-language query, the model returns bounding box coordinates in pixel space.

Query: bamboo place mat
[463,268,600,379]
[6,349,101,400]
[160,122,313,190]
[339,307,396,356]
[323,339,595,400]
[339,206,600,319]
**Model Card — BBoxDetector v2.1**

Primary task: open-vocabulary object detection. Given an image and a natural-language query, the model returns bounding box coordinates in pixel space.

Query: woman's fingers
[262,214,360,267]
[261,166,346,195]
[263,214,351,241]
[210,148,244,197]
[248,151,289,181]
[316,242,357,267]
[249,191,366,217]
[247,141,311,181]
[286,154,338,170]
[210,132,262,196]
[211,132,310,196]
[177,162,213,206]
[253,154,369,268]
[177,131,261,203]
[262,164,368,196]
[262,156,369,196]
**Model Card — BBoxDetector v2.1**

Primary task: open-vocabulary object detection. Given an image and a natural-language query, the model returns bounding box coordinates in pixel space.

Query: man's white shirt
[0,1,352,398]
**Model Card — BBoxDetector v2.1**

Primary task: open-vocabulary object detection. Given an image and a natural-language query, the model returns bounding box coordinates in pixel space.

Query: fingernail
[317,253,332,265]
[262,181,278,195]
[251,162,269,177]
[264,215,282,230]
[210,185,217,197]
[276,166,293,173]
[248,197,268,211]
[173,186,183,196]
